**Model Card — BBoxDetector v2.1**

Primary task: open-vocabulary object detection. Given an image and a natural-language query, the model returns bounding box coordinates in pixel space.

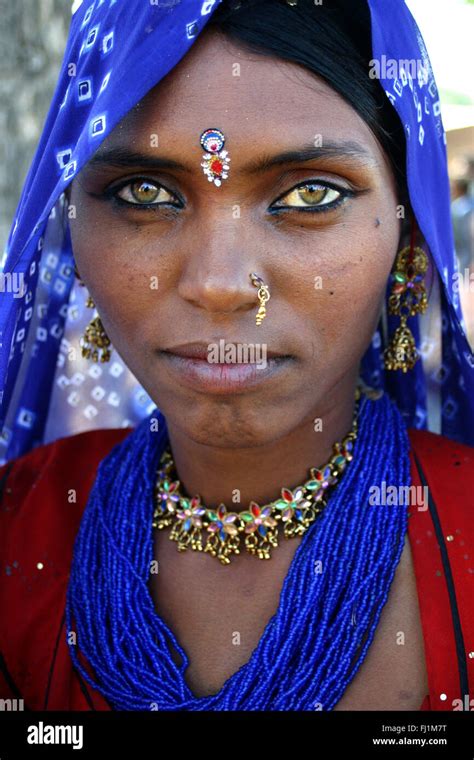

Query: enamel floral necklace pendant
[152,390,360,565]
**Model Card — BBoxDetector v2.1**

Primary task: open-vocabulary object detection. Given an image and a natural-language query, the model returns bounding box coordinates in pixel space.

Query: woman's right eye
[113,179,179,207]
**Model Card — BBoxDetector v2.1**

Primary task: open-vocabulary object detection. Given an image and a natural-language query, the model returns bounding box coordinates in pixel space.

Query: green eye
[115,180,176,206]
[274,182,342,209]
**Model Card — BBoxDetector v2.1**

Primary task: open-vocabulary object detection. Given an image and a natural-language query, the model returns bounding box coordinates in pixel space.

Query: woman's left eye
[271,182,349,212]
[114,179,178,206]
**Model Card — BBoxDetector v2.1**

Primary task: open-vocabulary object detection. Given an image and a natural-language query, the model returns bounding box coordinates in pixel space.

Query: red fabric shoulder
[0,427,131,710]
[407,428,474,712]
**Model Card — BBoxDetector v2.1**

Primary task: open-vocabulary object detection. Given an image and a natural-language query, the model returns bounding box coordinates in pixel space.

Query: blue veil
[0,0,473,464]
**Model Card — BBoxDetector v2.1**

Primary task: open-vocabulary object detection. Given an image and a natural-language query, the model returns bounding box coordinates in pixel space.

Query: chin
[163,400,287,449]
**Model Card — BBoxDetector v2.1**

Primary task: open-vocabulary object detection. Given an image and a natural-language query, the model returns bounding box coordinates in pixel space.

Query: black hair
[207,0,409,208]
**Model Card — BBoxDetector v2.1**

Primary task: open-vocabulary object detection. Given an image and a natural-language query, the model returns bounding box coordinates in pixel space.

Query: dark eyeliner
[269,180,355,215]
[93,176,183,210]
[106,195,181,213]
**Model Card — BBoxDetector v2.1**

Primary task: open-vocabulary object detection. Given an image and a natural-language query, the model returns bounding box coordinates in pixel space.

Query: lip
[163,342,285,360]
[160,342,292,395]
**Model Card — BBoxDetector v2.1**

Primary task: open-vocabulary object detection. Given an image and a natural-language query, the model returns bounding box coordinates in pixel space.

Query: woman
[0,0,472,712]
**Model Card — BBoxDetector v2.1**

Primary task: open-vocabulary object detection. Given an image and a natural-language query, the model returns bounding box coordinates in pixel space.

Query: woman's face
[69,29,402,448]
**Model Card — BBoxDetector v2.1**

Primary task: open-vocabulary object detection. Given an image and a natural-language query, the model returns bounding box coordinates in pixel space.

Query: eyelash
[102,176,354,215]
[102,178,183,213]
[270,181,354,214]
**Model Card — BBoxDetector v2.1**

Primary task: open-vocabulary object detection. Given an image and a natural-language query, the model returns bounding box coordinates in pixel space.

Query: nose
[177,219,263,317]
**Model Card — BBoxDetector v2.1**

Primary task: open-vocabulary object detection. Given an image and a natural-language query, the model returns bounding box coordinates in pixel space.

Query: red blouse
[0,425,472,711]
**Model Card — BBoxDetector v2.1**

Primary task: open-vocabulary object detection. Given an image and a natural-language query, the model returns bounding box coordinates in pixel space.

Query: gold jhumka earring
[383,219,428,373]
[74,265,112,363]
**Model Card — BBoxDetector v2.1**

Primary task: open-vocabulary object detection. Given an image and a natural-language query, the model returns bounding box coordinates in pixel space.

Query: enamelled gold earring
[383,219,428,373]
[199,128,231,187]
[250,273,270,326]
[74,265,112,363]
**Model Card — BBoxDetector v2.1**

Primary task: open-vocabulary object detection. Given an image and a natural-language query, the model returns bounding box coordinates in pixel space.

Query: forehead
[101,29,383,160]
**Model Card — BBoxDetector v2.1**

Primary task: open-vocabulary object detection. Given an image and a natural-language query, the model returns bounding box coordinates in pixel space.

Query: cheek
[69,197,160,338]
[285,220,399,360]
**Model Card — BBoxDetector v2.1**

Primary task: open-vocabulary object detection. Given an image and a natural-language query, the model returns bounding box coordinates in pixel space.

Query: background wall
[0,0,70,249]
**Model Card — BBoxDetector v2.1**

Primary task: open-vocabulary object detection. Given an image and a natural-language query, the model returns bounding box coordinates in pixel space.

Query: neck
[165,373,360,511]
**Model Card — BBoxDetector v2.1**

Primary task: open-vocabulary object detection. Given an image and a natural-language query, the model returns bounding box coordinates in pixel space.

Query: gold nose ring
[250,273,270,326]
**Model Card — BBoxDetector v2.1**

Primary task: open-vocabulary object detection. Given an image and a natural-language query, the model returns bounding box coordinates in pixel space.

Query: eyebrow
[86,140,374,175]
[87,147,190,173]
[242,141,374,174]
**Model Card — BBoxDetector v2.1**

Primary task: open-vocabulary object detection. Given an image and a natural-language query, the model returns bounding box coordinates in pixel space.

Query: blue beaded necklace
[65,389,409,710]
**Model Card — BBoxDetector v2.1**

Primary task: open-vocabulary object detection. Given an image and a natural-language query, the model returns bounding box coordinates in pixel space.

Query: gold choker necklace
[152,388,361,564]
